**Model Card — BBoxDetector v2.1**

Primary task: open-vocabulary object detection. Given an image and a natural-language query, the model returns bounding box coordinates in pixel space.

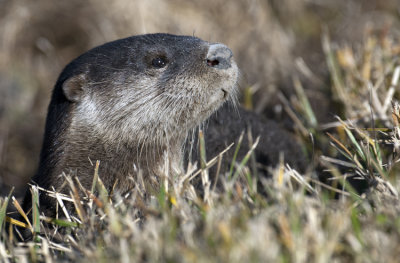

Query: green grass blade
[341,124,366,161]
[0,188,14,234]
[50,218,80,228]
[293,77,318,127]
[31,186,41,241]
[199,129,207,170]
[229,132,244,179]
[232,137,260,181]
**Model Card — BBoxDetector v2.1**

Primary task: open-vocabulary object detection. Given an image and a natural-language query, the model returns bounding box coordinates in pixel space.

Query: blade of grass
[321,162,362,201]
[293,76,318,127]
[31,186,40,237]
[326,132,353,159]
[229,132,244,179]
[5,217,28,228]
[12,196,33,234]
[232,137,260,181]
[199,130,207,170]
[0,188,13,234]
[247,128,258,193]
[157,183,166,211]
[322,29,346,102]
[350,208,364,245]
[278,92,309,137]
[339,120,366,161]
[187,143,234,182]
[199,129,211,204]
[40,216,80,228]
[64,176,85,222]
[212,154,223,192]
[91,160,100,194]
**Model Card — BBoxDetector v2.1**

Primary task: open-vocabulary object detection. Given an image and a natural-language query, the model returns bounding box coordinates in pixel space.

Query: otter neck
[58,125,186,193]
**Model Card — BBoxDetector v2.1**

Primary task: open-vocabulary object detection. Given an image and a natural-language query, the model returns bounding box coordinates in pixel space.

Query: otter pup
[24,33,238,215]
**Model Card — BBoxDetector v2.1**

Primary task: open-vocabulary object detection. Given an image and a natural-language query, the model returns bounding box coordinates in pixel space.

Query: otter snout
[206,44,233,69]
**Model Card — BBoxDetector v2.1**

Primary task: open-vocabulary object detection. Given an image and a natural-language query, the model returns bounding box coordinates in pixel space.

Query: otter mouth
[221,88,228,99]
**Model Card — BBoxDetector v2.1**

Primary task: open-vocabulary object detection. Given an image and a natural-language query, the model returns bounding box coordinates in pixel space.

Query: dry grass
[2,32,400,261]
[1,0,400,262]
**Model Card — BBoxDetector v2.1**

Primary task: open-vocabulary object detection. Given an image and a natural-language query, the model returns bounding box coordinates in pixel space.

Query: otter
[22,33,239,216]
[22,33,308,223]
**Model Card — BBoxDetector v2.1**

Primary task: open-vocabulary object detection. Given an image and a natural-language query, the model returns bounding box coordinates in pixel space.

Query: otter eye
[152,57,167,68]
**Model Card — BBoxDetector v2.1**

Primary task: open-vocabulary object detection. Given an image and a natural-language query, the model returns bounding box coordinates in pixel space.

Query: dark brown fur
[194,104,307,176]
[23,33,239,216]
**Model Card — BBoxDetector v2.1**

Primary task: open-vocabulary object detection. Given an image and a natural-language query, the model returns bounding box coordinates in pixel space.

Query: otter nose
[206,43,233,69]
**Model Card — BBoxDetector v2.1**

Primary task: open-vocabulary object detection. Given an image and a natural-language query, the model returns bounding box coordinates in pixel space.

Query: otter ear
[62,74,87,102]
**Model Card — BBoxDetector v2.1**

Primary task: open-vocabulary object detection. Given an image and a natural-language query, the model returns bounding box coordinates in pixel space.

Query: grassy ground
[1,1,400,262]
[1,29,400,262]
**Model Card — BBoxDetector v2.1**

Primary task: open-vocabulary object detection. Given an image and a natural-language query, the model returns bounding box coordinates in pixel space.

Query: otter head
[61,34,238,147]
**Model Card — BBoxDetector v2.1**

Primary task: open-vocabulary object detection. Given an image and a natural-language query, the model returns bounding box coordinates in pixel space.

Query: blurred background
[0,0,399,197]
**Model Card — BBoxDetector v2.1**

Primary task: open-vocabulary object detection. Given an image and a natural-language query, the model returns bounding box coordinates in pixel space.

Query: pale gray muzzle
[206,43,233,70]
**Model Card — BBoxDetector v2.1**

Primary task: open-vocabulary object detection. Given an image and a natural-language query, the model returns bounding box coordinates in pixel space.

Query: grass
[1,29,400,263]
